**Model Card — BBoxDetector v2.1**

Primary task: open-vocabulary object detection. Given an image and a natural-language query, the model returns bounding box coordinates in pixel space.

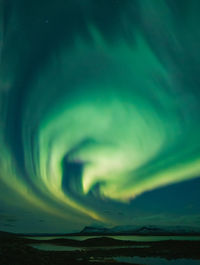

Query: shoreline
[1,232,200,265]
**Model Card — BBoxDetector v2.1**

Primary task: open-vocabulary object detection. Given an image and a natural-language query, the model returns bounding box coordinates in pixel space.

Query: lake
[115,256,200,265]
[26,235,200,242]
[30,243,150,251]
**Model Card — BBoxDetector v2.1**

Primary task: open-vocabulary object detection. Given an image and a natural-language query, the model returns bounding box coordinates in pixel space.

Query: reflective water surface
[27,235,200,242]
[30,243,150,251]
[115,256,200,265]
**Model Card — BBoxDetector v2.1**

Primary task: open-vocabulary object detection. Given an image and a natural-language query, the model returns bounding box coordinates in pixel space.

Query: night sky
[0,0,200,233]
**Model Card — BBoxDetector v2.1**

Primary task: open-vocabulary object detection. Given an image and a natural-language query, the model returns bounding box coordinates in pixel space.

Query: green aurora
[0,0,200,232]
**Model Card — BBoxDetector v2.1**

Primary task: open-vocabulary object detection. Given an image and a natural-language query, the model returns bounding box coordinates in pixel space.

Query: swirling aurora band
[0,0,200,230]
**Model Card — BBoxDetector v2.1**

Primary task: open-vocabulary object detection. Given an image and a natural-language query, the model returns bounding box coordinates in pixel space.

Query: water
[30,244,83,251]
[110,235,200,242]
[30,243,150,251]
[115,256,200,265]
[26,235,200,242]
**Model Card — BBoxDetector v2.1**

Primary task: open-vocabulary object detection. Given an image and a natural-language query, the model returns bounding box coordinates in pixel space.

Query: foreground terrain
[0,231,200,265]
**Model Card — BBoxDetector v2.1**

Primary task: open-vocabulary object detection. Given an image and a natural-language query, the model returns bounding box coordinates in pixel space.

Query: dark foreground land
[0,231,200,265]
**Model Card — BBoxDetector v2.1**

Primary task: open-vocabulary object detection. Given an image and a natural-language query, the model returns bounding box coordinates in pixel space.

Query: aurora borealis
[0,0,200,233]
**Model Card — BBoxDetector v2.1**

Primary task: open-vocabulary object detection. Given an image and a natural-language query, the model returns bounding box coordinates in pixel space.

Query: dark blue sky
[0,0,200,233]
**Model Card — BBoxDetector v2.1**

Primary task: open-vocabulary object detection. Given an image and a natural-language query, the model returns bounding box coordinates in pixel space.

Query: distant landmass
[13,224,200,237]
[76,225,200,236]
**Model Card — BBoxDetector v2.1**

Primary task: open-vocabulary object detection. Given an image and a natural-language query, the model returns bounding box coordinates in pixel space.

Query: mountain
[78,225,200,236]
[80,226,110,234]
